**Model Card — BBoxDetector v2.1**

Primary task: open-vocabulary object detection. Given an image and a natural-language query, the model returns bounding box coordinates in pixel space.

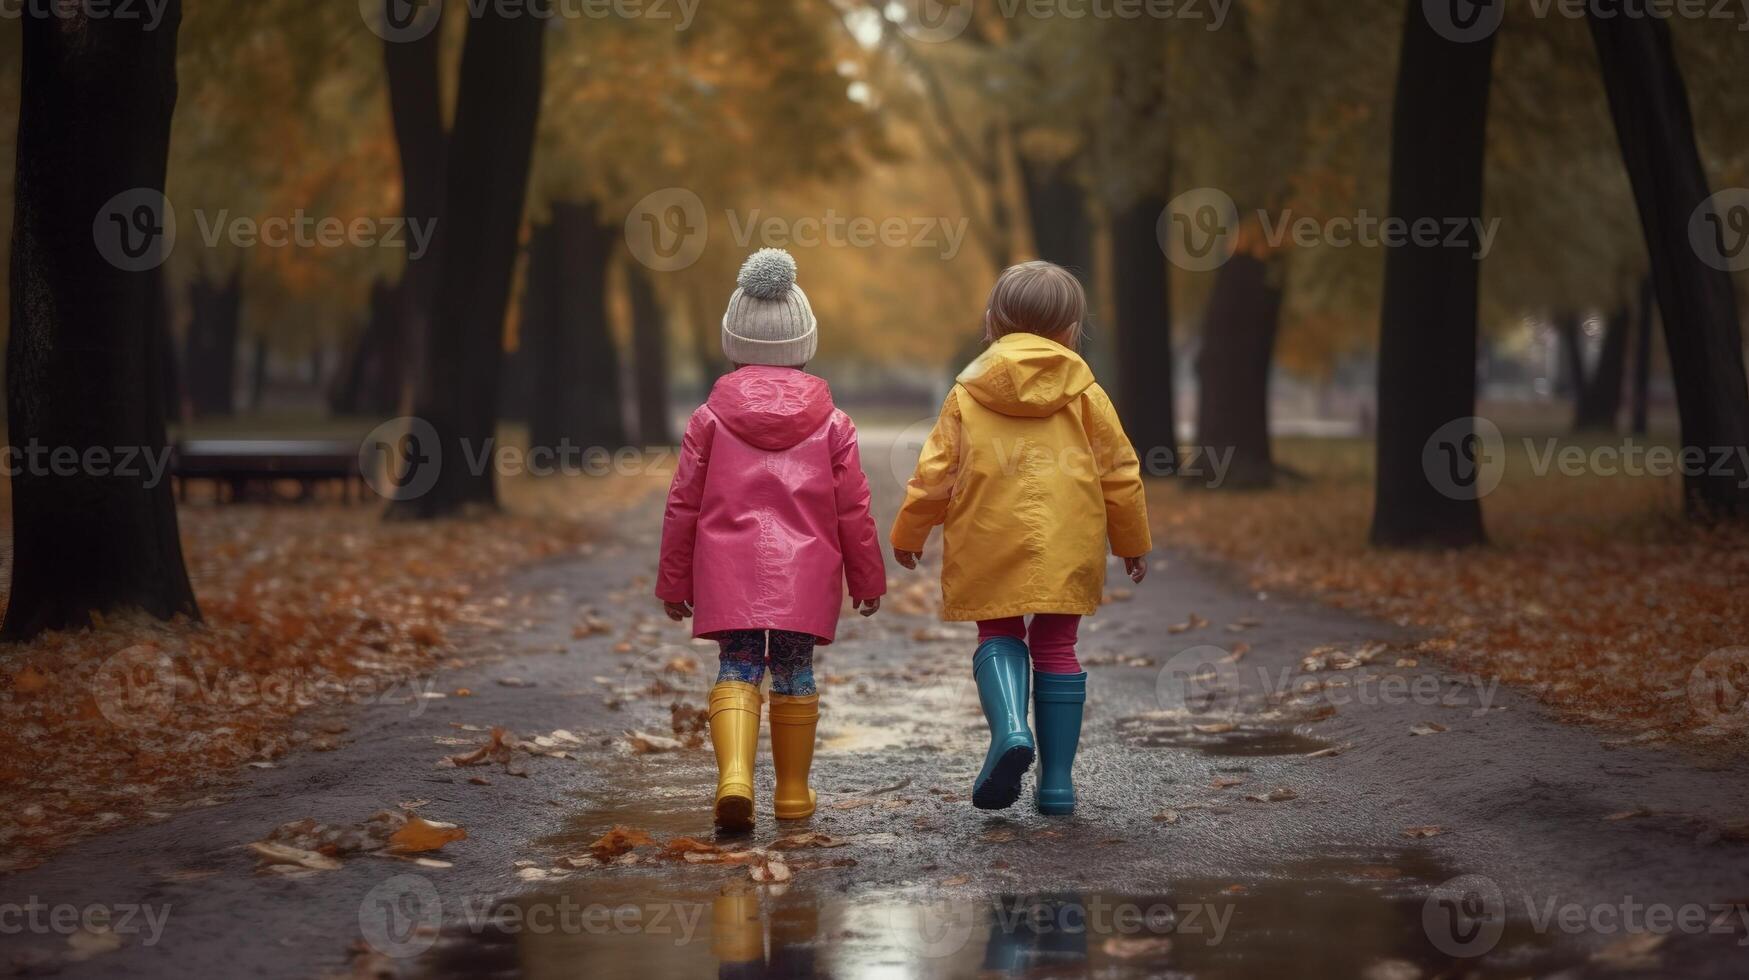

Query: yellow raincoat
[891,333,1152,621]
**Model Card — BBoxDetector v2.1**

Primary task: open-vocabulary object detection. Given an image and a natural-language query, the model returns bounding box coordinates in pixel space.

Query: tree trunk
[1019,156,1094,286]
[1555,311,1585,402]
[1020,154,1109,378]
[153,268,184,425]
[183,267,241,417]
[627,261,673,446]
[685,287,728,385]
[1195,253,1280,489]
[524,203,626,454]
[510,223,553,429]
[1370,2,1497,548]
[249,336,270,412]
[388,5,544,518]
[382,0,447,412]
[1631,276,1655,435]
[1573,307,1630,432]
[3,3,198,639]
[1589,12,1749,518]
[330,277,402,417]
[1111,196,1175,471]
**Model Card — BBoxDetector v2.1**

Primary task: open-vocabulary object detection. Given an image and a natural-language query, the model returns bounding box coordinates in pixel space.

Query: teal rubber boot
[971,637,1035,809]
[1033,671,1087,815]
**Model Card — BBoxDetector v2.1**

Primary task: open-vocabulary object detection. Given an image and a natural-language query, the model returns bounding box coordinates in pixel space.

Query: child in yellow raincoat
[891,260,1152,814]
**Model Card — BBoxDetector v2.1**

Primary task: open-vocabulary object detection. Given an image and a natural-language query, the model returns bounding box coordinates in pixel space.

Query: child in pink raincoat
[655,248,886,832]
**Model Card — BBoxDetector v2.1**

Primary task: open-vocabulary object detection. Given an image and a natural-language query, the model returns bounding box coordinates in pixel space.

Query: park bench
[173,439,365,503]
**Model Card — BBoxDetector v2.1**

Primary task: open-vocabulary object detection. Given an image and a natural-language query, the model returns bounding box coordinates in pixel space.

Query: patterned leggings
[715,629,818,696]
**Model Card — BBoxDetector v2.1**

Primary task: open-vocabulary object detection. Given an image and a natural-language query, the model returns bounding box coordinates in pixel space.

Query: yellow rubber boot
[710,681,762,831]
[768,693,819,820]
[711,890,765,966]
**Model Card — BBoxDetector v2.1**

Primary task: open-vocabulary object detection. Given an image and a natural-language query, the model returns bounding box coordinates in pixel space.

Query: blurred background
[2,0,1743,466]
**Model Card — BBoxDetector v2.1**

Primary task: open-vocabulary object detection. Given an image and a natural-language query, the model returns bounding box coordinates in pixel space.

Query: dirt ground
[3,433,1748,979]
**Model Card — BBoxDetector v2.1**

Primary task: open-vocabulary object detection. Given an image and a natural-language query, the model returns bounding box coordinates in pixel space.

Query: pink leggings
[977,614,1082,674]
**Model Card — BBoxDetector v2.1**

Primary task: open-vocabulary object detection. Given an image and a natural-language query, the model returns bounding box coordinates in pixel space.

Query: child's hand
[853,597,881,617]
[1124,556,1148,584]
[663,600,693,621]
[893,548,922,570]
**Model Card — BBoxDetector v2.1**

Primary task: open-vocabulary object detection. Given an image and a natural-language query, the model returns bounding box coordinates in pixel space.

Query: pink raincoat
[655,366,886,644]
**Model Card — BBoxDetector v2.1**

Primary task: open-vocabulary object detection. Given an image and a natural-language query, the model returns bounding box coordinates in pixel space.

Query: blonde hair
[983,260,1086,347]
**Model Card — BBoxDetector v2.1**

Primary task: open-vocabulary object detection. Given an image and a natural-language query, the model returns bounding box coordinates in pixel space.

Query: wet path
[6,434,1749,978]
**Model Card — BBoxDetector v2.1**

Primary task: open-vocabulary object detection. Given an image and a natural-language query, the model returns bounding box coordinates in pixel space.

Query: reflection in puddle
[412,856,1594,980]
[544,767,719,845]
[1115,716,1332,757]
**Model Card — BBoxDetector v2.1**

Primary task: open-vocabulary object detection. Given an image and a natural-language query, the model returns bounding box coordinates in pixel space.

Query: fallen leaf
[1101,936,1172,958]
[1362,958,1422,980]
[248,841,342,871]
[749,855,792,883]
[66,928,123,960]
[1590,933,1665,969]
[940,874,971,887]
[663,837,721,858]
[1402,826,1446,839]
[388,817,467,854]
[621,731,684,754]
[769,832,848,850]
[1154,809,1180,824]
[12,666,51,695]
[1408,722,1448,736]
[590,825,656,860]
[1246,787,1298,803]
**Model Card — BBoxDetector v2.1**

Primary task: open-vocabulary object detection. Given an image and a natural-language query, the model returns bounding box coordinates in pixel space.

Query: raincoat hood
[956,333,1096,419]
[706,365,835,451]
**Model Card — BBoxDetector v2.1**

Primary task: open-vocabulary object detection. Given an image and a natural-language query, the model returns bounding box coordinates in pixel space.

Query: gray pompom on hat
[721,248,818,367]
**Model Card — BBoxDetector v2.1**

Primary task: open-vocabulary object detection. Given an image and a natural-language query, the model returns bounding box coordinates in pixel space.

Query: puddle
[545,767,721,845]
[408,855,1598,980]
[1116,717,1333,757]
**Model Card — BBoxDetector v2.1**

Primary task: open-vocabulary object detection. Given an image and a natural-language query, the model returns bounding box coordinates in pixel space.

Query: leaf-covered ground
[1150,436,1749,744]
[0,471,665,871]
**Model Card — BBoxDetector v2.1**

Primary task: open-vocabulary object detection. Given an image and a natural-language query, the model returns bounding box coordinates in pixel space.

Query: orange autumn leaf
[387,817,467,854]
[11,666,50,695]
[590,825,656,860]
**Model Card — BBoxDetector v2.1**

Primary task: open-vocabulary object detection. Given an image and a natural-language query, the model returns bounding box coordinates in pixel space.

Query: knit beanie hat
[721,248,818,367]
